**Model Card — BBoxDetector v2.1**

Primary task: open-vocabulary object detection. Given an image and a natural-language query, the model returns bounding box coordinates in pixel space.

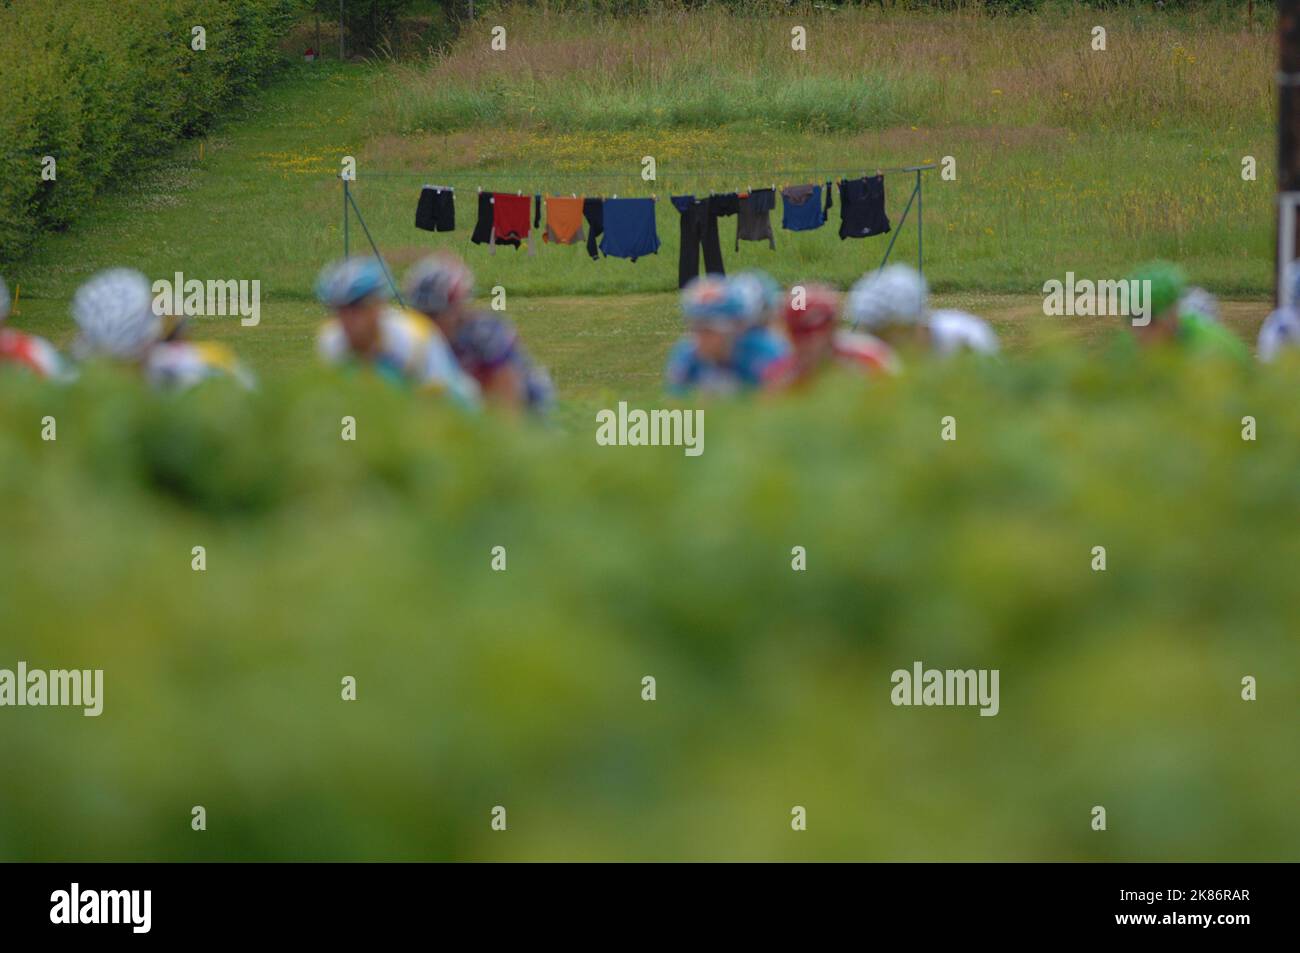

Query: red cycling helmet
[781,284,841,337]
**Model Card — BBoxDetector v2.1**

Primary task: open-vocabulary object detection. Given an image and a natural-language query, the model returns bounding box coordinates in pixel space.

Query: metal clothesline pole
[917,167,923,277]
[343,178,404,303]
[875,175,921,274]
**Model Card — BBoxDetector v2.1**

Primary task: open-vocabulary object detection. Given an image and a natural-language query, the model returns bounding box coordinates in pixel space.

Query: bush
[0,349,1296,860]
[0,0,302,265]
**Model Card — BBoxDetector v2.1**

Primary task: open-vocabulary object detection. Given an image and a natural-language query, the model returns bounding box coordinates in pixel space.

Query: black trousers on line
[583,198,605,261]
[677,199,726,288]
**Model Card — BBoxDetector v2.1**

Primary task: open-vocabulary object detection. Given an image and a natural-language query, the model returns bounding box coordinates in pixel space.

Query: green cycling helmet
[1127,261,1187,323]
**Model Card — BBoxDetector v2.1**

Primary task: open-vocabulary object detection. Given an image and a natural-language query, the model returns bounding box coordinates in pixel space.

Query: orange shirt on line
[543,196,586,244]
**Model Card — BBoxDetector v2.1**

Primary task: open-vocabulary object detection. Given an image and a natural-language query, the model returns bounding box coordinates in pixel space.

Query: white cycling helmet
[1179,286,1220,324]
[71,268,161,360]
[1259,307,1300,363]
[845,264,928,330]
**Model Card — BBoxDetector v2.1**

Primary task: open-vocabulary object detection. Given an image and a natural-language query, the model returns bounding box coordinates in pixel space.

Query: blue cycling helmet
[681,275,750,326]
[315,257,390,308]
[732,270,782,324]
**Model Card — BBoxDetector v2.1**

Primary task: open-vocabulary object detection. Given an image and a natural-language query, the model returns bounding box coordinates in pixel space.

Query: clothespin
[477,185,482,194]
[517,189,522,196]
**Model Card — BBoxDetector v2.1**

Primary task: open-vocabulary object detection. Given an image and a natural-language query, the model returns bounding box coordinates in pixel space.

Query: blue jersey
[664,338,743,397]
[664,328,791,397]
[730,326,792,388]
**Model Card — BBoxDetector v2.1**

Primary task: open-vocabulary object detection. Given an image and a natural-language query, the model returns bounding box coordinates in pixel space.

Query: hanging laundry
[471,192,519,249]
[492,193,531,243]
[599,197,660,261]
[543,196,586,245]
[711,192,741,219]
[583,198,605,261]
[415,186,455,232]
[533,194,542,229]
[735,187,776,250]
[673,194,727,289]
[839,175,890,240]
[781,184,826,232]
[491,192,534,256]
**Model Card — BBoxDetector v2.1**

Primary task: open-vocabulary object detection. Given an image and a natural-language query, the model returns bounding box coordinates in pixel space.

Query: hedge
[0,349,1296,859]
[0,0,301,265]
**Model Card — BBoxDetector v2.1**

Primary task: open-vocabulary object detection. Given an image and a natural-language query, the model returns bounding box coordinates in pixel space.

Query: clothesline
[355,164,935,181]
[400,174,902,290]
[345,165,928,295]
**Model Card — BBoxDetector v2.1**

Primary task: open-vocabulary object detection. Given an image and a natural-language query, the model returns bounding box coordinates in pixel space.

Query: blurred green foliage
[0,348,1295,860]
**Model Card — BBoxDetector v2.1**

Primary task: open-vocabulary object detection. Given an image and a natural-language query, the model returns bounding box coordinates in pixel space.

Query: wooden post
[1278,1,1300,304]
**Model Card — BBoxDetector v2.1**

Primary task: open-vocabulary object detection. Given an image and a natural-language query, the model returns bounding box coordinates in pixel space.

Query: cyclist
[0,276,69,380]
[780,283,899,386]
[402,252,553,414]
[315,257,478,407]
[845,264,999,359]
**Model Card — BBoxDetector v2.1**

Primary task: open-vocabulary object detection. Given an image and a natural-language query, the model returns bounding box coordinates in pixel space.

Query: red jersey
[0,328,66,379]
[831,330,900,375]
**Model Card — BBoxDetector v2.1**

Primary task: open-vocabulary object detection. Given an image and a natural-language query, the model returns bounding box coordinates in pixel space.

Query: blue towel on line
[782,185,826,232]
[599,198,661,261]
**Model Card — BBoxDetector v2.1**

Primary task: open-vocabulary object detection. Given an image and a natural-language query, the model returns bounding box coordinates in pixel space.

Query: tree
[315,0,419,56]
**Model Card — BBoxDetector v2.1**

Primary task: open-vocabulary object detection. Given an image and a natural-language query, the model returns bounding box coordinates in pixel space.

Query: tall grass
[379,4,1273,134]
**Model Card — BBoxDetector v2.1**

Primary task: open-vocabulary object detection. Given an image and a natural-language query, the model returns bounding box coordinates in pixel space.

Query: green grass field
[2,5,1296,862]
